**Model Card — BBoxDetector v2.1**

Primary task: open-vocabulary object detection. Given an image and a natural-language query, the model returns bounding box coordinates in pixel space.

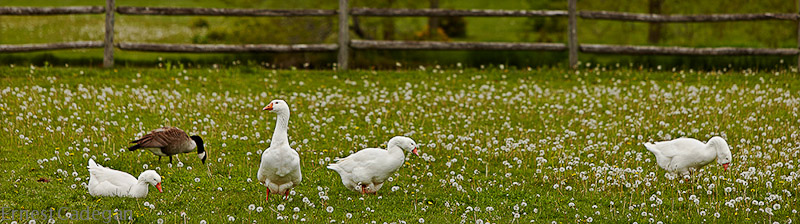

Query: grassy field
[1,65,799,223]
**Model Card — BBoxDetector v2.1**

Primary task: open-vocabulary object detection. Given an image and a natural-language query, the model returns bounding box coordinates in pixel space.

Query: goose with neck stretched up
[644,136,732,177]
[327,136,419,194]
[128,127,207,164]
[87,158,162,198]
[257,99,302,201]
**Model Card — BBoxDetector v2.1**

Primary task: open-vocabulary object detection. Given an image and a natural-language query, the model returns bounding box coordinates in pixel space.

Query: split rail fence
[1,0,799,70]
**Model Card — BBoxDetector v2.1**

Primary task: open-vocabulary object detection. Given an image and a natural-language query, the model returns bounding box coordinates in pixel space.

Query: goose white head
[262,99,290,114]
[709,137,732,170]
[388,136,419,156]
[138,170,163,193]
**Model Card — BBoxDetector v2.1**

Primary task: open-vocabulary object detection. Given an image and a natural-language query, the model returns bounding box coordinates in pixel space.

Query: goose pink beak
[723,163,729,171]
[412,147,419,156]
[156,182,163,193]
[263,103,274,111]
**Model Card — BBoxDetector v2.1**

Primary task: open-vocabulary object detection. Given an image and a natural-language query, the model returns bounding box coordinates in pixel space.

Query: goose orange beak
[723,163,729,171]
[412,147,419,156]
[263,103,274,111]
[156,182,163,193]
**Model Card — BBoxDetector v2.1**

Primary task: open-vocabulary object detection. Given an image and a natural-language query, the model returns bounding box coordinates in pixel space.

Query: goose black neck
[191,135,205,154]
[191,135,207,164]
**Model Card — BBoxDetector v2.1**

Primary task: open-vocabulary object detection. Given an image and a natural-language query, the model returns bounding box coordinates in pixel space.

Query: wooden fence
[1,0,799,70]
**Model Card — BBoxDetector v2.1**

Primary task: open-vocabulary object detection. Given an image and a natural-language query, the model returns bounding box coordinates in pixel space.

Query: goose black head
[191,135,207,164]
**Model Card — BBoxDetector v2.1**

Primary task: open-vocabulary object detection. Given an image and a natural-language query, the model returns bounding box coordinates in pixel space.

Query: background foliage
[0,0,797,69]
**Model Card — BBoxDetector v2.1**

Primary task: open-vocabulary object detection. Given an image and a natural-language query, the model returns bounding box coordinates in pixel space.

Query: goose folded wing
[135,127,187,148]
[653,140,695,158]
[333,148,386,173]
[89,166,138,186]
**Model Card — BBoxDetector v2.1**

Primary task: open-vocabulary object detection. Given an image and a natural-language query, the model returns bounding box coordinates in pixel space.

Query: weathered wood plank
[337,0,350,70]
[103,0,115,68]
[580,44,800,55]
[0,41,103,52]
[116,6,336,16]
[116,43,338,53]
[797,0,800,69]
[0,6,104,15]
[567,0,578,68]
[580,11,799,22]
[350,8,567,17]
[351,40,567,51]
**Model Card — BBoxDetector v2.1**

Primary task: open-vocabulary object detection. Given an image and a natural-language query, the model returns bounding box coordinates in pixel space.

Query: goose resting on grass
[644,136,732,177]
[257,100,302,201]
[128,127,207,164]
[87,158,162,198]
[327,136,418,194]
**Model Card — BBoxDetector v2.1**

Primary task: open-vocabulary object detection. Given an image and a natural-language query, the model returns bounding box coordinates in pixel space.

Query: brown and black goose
[128,127,207,164]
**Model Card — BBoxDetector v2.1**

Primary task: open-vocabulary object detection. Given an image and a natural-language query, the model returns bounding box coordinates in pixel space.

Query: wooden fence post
[103,0,115,68]
[567,0,578,69]
[338,0,350,71]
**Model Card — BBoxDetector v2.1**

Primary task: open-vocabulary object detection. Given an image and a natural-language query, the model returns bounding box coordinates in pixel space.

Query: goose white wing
[278,146,301,177]
[87,159,137,187]
[330,148,387,173]
[259,146,300,177]
[649,138,705,158]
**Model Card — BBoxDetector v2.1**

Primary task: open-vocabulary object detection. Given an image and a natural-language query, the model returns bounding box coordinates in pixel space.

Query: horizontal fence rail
[116,6,336,16]
[117,42,338,53]
[0,41,103,52]
[350,8,800,21]
[0,6,104,15]
[351,40,567,51]
[579,11,799,22]
[1,0,800,69]
[350,8,567,17]
[580,44,799,56]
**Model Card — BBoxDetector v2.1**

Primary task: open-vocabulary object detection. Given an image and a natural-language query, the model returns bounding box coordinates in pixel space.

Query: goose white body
[87,159,161,198]
[257,143,302,195]
[643,137,732,176]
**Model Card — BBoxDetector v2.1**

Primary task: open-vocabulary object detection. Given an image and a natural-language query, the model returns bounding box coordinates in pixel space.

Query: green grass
[1,66,799,223]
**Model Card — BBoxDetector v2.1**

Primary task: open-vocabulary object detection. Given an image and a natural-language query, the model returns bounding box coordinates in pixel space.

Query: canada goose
[128,127,207,164]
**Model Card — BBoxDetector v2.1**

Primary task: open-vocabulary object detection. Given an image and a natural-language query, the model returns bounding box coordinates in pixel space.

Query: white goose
[257,99,302,201]
[87,158,162,198]
[327,136,418,194]
[643,136,732,176]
